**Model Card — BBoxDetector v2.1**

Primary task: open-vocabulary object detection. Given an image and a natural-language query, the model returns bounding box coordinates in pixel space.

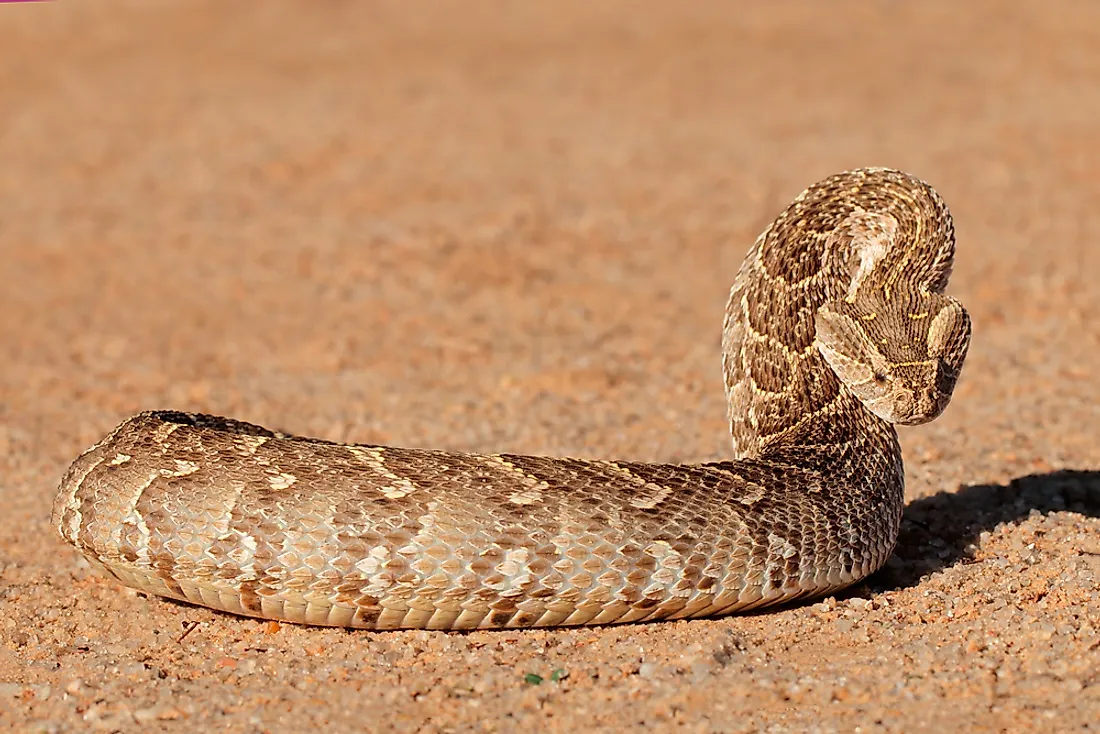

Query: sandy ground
[1,1,1099,732]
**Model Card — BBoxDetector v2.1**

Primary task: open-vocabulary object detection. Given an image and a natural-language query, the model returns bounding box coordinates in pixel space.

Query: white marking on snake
[237,435,269,455]
[167,460,199,477]
[268,473,297,490]
[152,420,181,443]
[345,446,418,499]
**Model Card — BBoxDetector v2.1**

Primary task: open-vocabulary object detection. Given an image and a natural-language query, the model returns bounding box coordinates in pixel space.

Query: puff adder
[53,167,972,630]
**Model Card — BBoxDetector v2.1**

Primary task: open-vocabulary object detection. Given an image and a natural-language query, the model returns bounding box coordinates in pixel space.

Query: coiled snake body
[53,168,972,630]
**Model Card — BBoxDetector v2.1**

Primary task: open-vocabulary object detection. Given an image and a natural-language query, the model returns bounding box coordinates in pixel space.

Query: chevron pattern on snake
[53,167,972,630]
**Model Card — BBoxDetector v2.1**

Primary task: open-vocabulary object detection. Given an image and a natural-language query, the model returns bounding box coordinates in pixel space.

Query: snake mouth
[893,411,939,427]
[891,388,950,426]
[862,385,950,426]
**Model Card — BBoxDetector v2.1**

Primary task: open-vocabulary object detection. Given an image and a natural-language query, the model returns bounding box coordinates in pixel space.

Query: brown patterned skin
[52,168,972,630]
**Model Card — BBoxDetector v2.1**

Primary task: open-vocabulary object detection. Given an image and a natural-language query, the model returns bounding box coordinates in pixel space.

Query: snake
[52,167,972,630]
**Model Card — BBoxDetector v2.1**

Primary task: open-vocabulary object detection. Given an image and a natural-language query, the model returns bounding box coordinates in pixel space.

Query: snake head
[813,289,971,425]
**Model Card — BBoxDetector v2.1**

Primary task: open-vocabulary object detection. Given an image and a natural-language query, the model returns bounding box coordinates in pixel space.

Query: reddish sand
[1,2,1098,731]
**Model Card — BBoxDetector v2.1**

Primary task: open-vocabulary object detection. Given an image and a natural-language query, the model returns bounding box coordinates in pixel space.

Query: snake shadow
[863,469,1100,595]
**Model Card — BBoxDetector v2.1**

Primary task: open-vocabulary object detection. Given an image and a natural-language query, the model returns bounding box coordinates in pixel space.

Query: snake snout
[891,384,948,426]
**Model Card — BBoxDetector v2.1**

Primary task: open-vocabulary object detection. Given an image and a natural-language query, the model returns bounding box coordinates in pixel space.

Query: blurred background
[3,2,1094,455]
[1,2,1098,731]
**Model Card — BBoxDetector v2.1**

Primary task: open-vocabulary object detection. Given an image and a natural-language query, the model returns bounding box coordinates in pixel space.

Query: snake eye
[872,371,888,384]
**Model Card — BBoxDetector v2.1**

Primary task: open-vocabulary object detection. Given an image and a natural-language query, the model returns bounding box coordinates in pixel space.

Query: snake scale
[53,168,972,630]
